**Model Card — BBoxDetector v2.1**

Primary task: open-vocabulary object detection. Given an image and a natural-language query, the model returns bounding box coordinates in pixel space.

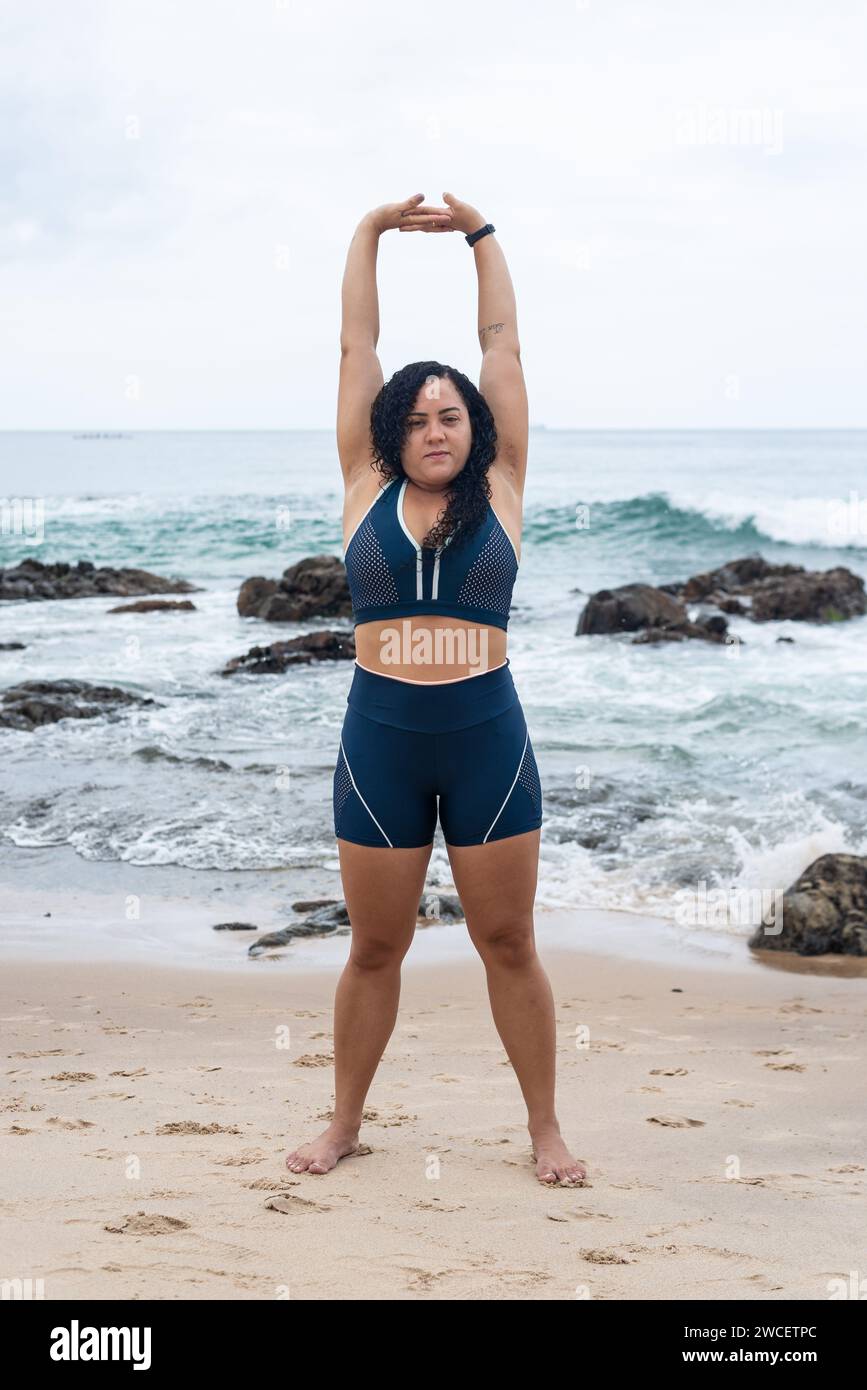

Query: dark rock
[249,921,347,955]
[247,892,466,956]
[237,554,352,623]
[300,903,351,929]
[669,553,865,624]
[749,853,867,956]
[0,679,160,731]
[291,899,341,913]
[577,584,688,635]
[212,922,259,931]
[0,557,200,602]
[677,555,790,599]
[237,576,278,618]
[632,617,730,645]
[751,568,865,622]
[776,636,795,643]
[0,642,26,650]
[107,599,197,614]
[221,628,355,675]
[590,555,867,639]
[577,584,730,644]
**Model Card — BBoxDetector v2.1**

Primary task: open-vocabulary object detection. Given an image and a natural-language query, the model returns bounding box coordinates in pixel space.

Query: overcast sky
[1,0,865,429]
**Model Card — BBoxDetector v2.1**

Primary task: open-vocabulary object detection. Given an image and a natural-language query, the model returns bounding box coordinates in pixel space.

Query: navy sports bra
[343,476,519,632]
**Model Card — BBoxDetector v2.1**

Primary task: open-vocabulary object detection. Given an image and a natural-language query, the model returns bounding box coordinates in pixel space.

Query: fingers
[399,220,454,230]
[400,205,452,219]
[399,215,453,230]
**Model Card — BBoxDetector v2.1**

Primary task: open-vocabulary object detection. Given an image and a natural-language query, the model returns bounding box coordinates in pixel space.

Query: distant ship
[72,432,133,440]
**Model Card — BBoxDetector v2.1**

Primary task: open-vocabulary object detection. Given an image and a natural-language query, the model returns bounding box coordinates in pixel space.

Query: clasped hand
[368,191,486,236]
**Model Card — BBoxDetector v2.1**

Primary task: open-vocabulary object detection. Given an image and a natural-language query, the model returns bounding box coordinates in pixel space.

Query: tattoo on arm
[479,322,506,343]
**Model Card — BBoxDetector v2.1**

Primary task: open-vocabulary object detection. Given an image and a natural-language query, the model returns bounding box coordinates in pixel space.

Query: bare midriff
[354,615,507,683]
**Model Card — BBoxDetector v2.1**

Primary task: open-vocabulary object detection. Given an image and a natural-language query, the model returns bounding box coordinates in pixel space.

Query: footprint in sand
[264,1193,331,1214]
[45,1116,95,1130]
[649,1068,689,1076]
[104,1212,190,1235]
[646,1114,705,1128]
[48,1072,97,1082]
[11,1049,83,1059]
[155,1121,241,1135]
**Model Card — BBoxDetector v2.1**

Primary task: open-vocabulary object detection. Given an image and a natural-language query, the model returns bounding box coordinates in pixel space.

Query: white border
[482,729,529,843]
[396,478,424,599]
[488,501,521,565]
[396,478,421,553]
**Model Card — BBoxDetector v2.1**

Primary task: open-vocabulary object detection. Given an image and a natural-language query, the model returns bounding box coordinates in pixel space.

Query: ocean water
[1,429,866,941]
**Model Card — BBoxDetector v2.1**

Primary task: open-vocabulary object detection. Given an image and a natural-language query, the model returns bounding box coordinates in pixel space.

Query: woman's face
[400,376,472,490]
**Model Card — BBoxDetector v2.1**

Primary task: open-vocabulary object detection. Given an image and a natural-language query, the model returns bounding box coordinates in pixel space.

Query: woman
[286,192,587,1187]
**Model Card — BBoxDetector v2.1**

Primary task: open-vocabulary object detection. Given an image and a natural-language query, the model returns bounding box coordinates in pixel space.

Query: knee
[349,934,409,972]
[472,919,537,968]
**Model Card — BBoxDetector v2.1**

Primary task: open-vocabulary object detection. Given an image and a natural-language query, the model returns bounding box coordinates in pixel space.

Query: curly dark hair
[368,361,498,553]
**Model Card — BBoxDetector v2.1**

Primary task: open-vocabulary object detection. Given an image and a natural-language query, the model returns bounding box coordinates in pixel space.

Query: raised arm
[442,192,529,491]
[337,196,454,485]
[336,215,384,483]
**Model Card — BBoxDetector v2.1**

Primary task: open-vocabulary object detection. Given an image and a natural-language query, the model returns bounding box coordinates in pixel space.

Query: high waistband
[347,658,519,732]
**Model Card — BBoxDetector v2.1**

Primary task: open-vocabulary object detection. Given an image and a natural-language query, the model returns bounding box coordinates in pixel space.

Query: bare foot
[530,1125,588,1186]
[285,1123,360,1175]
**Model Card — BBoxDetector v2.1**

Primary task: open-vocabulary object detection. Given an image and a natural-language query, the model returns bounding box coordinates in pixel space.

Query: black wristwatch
[466,222,496,247]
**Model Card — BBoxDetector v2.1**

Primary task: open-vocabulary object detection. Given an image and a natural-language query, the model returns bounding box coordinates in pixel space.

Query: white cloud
[0,0,865,426]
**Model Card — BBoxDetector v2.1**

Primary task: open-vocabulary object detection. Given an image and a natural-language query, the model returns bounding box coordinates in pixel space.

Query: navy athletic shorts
[333,658,543,849]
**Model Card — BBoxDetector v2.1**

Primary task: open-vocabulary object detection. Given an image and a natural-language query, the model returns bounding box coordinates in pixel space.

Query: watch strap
[465,222,496,247]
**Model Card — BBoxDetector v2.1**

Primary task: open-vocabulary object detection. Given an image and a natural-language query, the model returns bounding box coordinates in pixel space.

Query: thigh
[333,706,437,849]
[337,838,434,962]
[445,829,541,949]
[436,701,543,848]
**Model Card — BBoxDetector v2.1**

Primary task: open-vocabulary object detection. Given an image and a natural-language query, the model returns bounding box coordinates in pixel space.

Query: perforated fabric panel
[347,517,400,610]
[456,525,518,618]
[333,744,354,831]
[517,737,542,814]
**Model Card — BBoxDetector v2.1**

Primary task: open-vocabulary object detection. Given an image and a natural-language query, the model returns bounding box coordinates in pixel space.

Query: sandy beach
[3,924,865,1302]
